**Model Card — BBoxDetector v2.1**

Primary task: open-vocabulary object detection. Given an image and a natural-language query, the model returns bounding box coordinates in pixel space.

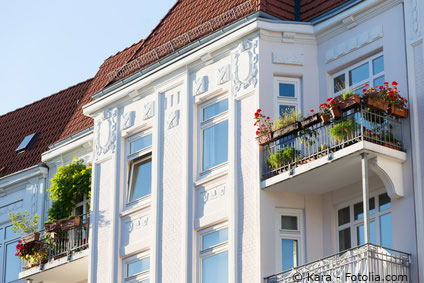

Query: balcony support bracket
[369,156,405,199]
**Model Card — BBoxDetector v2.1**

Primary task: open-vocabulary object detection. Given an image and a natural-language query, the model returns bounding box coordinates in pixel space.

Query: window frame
[123,251,150,282]
[198,223,229,283]
[125,130,153,208]
[1,223,21,283]
[331,52,384,96]
[198,96,229,175]
[275,208,304,273]
[274,77,301,117]
[336,190,392,251]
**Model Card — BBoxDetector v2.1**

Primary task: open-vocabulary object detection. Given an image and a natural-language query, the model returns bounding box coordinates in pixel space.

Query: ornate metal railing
[262,105,403,180]
[21,213,89,270]
[265,244,410,283]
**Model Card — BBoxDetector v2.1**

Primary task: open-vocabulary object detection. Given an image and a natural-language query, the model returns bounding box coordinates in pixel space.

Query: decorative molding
[282,32,296,43]
[201,184,225,204]
[167,109,180,129]
[0,200,23,216]
[272,52,304,65]
[121,111,135,130]
[95,108,118,159]
[408,0,422,42]
[369,156,405,199]
[128,216,149,232]
[342,15,357,30]
[231,39,258,97]
[143,101,155,120]
[193,76,208,95]
[217,65,230,85]
[325,25,383,63]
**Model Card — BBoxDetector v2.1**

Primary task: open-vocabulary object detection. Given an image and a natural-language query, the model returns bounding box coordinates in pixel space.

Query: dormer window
[16,133,37,153]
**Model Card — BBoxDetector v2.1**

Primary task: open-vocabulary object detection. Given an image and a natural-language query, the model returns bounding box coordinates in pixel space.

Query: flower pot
[330,105,342,119]
[256,132,272,146]
[44,220,61,232]
[300,114,320,128]
[22,232,40,244]
[273,122,301,140]
[388,105,408,118]
[339,95,361,111]
[61,216,81,231]
[364,96,389,112]
[320,113,330,123]
[384,142,401,151]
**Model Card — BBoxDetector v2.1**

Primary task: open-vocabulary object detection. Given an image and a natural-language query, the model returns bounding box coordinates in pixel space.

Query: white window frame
[198,96,229,176]
[123,250,150,282]
[198,223,229,283]
[1,223,21,283]
[336,190,392,251]
[274,77,301,117]
[275,208,305,273]
[331,52,384,96]
[125,130,153,209]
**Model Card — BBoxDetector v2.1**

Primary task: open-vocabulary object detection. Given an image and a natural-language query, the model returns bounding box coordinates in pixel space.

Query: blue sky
[0,0,175,115]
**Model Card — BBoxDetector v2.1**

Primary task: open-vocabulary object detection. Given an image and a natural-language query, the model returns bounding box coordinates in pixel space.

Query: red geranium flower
[392,81,398,86]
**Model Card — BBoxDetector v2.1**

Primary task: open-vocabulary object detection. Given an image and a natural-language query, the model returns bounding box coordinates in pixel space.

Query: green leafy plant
[273,109,301,131]
[341,89,355,100]
[266,147,300,170]
[8,211,39,234]
[15,240,47,266]
[299,128,318,146]
[48,158,91,222]
[329,119,355,143]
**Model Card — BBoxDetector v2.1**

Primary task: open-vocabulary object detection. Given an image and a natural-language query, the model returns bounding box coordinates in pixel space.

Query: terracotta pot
[272,122,301,140]
[61,216,81,231]
[364,96,389,112]
[256,132,272,146]
[339,95,361,111]
[330,105,342,119]
[320,113,330,123]
[388,105,408,118]
[384,142,400,150]
[300,114,320,128]
[44,220,61,232]
[22,232,40,244]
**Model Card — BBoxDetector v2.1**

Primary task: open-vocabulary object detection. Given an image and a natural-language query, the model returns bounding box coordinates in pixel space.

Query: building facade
[0,0,423,282]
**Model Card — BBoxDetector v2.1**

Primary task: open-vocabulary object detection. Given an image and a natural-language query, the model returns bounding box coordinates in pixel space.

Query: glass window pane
[357,221,376,245]
[339,228,351,251]
[281,239,298,271]
[203,99,228,121]
[354,198,375,220]
[140,280,150,283]
[129,159,152,202]
[202,228,228,250]
[279,105,296,118]
[203,121,228,171]
[281,216,297,230]
[5,241,20,283]
[333,74,346,93]
[279,83,295,98]
[380,213,392,248]
[373,56,384,75]
[338,207,350,226]
[130,134,152,154]
[379,193,391,211]
[5,225,17,241]
[127,257,149,277]
[202,251,228,283]
[349,63,369,86]
[373,76,385,88]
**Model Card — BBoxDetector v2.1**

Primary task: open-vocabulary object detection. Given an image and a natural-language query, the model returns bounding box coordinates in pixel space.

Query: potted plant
[338,89,361,111]
[266,147,300,170]
[319,103,331,123]
[326,97,342,119]
[382,81,408,118]
[61,216,81,231]
[8,211,40,245]
[300,109,320,128]
[254,109,273,145]
[15,240,47,268]
[363,84,389,111]
[272,109,301,140]
[44,220,61,232]
[329,119,355,143]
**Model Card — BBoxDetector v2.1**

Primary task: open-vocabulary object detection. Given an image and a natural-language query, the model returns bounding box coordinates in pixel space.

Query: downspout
[295,0,301,21]
[38,162,49,225]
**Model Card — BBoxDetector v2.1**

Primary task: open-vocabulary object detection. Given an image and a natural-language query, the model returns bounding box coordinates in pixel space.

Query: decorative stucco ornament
[231,39,258,97]
[167,109,180,129]
[143,101,155,120]
[217,65,230,85]
[121,111,135,130]
[193,76,207,95]
[96,108,118,159]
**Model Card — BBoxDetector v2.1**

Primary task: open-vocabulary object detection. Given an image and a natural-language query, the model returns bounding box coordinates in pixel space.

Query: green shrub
[8,210,39,234]
[329,119,354,143]
[266,147,300,170]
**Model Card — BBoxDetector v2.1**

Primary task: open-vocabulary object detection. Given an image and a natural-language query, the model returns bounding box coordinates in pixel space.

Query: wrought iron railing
[265,244,410,283]
[21,213,89,270]
[262,105,403,180]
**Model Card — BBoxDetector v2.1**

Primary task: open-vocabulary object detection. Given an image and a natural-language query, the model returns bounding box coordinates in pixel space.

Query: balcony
[265,244,410,283]
[261,106,406,197]
[18,213,90,283]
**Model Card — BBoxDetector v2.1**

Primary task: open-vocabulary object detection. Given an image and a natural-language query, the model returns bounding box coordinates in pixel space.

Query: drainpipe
[361,153,370,244]
[38,163,49,225]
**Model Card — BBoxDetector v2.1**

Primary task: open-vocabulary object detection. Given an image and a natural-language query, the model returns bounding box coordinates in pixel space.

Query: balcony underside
[261,141,406,197]
[19,249,88,283]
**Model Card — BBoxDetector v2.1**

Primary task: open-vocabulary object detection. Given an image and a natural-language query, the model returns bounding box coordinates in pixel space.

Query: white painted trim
[41,131,93,162]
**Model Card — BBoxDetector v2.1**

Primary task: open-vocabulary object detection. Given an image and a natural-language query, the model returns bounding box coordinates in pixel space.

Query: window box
[256,132,273,146]
[339,95,361,111]
[320,113,330,123]
[21,232,40,244]
[364,96,389,112]
[330,105,342,119]
[300,114,320,128]
[273,122,301,141]
[44,220,61,232]
[61,216,81,231]
[388,105,408,118]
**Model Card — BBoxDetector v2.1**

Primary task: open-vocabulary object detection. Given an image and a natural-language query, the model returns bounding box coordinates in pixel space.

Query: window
[200,98,228,172]
[337,192,392,251]
[127,133,153,204]
[0,224,21,283]
[274,78,301,118]
[276,209,304,272]
[199,225,228,283]
[332,54,384,95]
[123,252,150,282]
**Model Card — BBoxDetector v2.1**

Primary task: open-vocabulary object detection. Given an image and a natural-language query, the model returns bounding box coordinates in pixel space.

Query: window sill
[195,163,228,187]
[121,196,152,217]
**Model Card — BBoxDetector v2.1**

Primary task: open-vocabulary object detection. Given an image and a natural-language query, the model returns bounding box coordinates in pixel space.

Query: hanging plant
[47,158,91,222]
